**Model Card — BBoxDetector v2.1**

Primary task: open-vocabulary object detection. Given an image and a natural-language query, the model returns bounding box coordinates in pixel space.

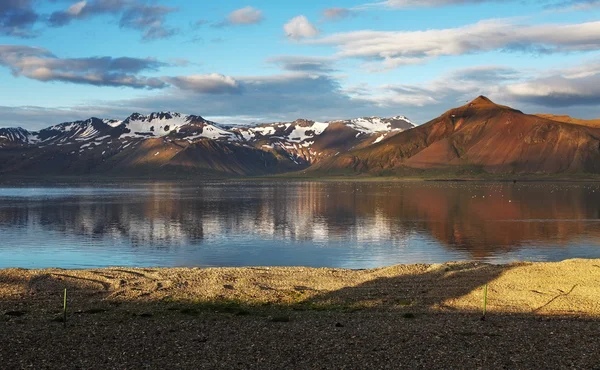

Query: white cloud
[227,6,263,25]
[305,19,600,70]
[66,1,87,16]
[499,60,600,107]
[284,15,319,40]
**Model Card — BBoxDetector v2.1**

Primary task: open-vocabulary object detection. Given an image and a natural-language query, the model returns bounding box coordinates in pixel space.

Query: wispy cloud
[322,8,354,21]
[164,74,241,94]
[47,0,128,27]
[266,56,336,73]
[47,0,178,40]
[549,0,600,11]
[357,0,502,9]
[119,4,178,40]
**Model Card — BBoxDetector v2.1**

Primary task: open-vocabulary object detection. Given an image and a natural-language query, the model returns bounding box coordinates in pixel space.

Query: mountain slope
[313,96,600,175]
[536,114,600,128]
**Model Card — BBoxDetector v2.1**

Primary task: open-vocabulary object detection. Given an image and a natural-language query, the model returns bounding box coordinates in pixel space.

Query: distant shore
[2,259,600,368]
[4,172,600,184]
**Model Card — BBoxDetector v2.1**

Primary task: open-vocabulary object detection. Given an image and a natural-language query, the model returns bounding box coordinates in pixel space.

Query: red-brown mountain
[312,96,600,175]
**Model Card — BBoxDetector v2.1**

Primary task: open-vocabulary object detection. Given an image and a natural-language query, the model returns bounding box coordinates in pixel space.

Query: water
[1,181,600,269]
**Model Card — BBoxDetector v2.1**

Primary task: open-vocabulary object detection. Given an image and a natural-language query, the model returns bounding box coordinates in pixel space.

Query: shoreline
[0,175,600,186]
[0,172,600,185]
[2,259,600,316]
[2,259,600,368]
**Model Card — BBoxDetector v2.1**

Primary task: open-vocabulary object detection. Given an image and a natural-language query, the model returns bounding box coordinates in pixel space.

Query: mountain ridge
[0,112,415,177]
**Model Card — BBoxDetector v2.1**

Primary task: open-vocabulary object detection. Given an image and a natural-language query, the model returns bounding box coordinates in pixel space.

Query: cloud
[212,6,263,28]
[168,58,191,67]
[306,19,600,69]
[284,15,320,40]
[266,56,336,73]
[193,19,208,27]
[48,0,128,27]
[0,72,386,128]
[4,60,600,129]
[47,0,177,40]
[164,74,241,94]
[227,6,263,25]
[365,0,500,7]
[0,45,168,89]
[0,0,38,37]
[349,60,600,121]
[0,105,122,130]
[125,72,382,122]
[119,4,177,40]
[339,65,522,120]
[448,66,521,82]
[546,0,600,11]
[362,0,600,8]
[322,8,353,21]
[500,60,600,107]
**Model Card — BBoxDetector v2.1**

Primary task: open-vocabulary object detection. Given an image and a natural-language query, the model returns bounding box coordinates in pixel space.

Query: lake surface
[1,181,600,269]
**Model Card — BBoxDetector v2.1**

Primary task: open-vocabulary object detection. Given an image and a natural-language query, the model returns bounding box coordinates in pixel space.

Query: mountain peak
[469,95,496,106]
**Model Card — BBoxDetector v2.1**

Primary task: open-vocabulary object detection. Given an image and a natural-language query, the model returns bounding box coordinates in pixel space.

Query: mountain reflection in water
[1,181,599,268]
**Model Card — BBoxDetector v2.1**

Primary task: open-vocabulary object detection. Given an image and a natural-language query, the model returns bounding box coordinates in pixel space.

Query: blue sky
[1,0,600,129]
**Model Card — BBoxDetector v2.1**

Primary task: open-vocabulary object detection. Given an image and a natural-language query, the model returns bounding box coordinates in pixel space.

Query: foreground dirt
[1,259,600,369]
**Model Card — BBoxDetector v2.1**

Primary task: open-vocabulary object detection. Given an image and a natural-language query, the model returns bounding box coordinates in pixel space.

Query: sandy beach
[2,259,600,369]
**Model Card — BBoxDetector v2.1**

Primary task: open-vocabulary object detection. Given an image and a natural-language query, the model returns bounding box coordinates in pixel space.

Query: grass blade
[481,283,488,321]
[63,288,67,328]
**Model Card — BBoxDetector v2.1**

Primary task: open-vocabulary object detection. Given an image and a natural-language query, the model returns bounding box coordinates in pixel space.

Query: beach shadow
[302,262,509,314]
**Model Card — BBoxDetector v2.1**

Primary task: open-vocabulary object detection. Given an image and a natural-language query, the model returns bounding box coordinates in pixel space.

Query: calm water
[1,181,600,269]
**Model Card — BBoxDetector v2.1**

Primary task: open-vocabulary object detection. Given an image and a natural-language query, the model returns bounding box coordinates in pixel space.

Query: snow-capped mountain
[0,112,415,176]
[119,112,237,141]
[0,127,38,146]
[333,116,415,134]
[230,116,415,164]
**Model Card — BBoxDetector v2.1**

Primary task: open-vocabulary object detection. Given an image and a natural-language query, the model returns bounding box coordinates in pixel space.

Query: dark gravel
[1,309,600,369]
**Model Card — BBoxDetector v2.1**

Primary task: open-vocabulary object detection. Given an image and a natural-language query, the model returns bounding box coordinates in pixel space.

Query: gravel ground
[1,259,600,369]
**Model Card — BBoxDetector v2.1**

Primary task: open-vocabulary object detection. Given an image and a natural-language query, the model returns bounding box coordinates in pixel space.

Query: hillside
[312,96,600,175]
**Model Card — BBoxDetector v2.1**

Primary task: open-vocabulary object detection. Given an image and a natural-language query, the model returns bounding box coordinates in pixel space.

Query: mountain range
[0,112,414,177]
[2,96,599,178]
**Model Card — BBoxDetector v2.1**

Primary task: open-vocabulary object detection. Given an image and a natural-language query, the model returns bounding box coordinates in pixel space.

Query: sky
[1,0,600,129]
